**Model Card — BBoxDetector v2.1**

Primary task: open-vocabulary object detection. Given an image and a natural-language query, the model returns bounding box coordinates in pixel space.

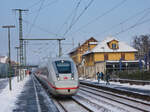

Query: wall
[125,52,135,60]
[89,44,97,50]
[78,62,106,78]
[84,54,94,66]
[95,62,106,74]
[108,52,121,60]
[94,53,104,62]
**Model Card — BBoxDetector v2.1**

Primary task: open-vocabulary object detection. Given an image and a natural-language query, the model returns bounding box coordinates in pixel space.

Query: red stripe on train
[41,76,78,90]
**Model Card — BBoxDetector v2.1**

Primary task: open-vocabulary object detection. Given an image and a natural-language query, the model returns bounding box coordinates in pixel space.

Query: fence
[0,63,8,78]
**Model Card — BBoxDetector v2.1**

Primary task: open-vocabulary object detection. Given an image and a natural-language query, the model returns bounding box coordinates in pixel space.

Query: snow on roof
[0,56,8,63]
[84,37,137,55]
[101,36,119,43]
[89,42,98,45]
[69,37,98,54]
[106,60,139,63]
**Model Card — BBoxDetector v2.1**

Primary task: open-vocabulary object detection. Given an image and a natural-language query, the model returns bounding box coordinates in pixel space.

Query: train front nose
[53,60,79,96]
[54,80,79,95]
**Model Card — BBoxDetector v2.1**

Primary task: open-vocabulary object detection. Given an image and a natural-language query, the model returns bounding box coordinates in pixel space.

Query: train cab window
[55,60,71,73]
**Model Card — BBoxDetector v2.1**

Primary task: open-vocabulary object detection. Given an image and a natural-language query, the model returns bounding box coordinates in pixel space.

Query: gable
[69,37,98,54]
[107,40,119,49]
[83,37,138,55]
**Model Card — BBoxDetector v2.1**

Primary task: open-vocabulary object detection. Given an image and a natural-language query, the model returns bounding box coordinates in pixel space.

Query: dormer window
[112,44,116,49]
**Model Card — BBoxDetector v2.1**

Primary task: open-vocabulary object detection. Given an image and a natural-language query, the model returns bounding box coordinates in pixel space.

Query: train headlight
[71,73,74,80]
[56,73,60,80]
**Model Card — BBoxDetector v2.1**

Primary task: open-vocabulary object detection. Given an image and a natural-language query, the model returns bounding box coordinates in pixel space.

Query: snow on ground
[0,76,29,112]
[109,81,150,90]
[0,78,8,81]
[79,77,150,90]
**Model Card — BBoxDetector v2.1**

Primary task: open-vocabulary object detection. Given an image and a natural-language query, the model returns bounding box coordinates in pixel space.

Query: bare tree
[132,34,150,59]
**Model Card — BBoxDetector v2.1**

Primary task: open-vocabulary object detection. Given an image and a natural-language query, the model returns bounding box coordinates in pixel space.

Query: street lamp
[2,25,15,91]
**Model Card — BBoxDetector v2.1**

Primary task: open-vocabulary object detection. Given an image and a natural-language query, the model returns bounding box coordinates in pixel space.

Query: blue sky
[0,0,150,64]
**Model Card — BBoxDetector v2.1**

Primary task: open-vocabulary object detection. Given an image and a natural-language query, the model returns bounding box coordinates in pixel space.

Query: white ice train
[35,57,79,96]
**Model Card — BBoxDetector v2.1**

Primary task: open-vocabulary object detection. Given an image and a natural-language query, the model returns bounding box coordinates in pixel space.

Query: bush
[113,70,150,81]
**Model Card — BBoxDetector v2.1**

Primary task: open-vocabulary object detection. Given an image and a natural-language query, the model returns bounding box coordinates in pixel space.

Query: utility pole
[13,9,28,81]
[24,41,27,66]
[2,25,15,91]
[15,46,20,64]
[15,46,20,82]
[58,39,62,57]
[12,9,28,66]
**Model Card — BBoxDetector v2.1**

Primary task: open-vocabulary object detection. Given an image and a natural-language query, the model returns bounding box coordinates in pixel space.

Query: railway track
[53,97,92,112]
[110,79,150,85]
[78,84,150,112]
[35,75,92,112]
[80,81,150,101]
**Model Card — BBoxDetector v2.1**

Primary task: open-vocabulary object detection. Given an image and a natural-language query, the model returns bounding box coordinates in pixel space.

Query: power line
[95,7,150,37]
[23,19,61,36]
[57,0,82,35]
[63,0,94,36]
[39,0,59,11]
[69,0,82,31]
[71,0,127,35]
[28,0,59,14]
[27,0,43,9]
[113,18,150,36]
[135,9,150,25]
[27,0,46,36]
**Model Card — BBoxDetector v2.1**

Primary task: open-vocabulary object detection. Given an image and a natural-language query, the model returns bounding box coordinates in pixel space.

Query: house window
[121,53,125,60]
[112,44,116,49]
[104,53,108,60]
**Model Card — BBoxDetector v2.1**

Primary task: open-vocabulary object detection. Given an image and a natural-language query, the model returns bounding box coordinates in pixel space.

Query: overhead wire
[70,0,127,36]
[69,0,82,32]
[113,18,150,36]
[23,19,61,37]
[113,9,150,36]
[134,9,150,25]
[63,0,94,36]
[95,7,150,37]
[28,0,59,14]
[35,39,57,57]
[26,0,46,37]
[57,0,82,35]
[27,0,44,9]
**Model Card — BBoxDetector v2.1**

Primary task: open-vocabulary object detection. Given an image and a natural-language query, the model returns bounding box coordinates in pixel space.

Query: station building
[70,37,139,78]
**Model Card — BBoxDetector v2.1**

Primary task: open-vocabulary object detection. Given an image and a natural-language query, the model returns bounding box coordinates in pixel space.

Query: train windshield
[55,60,71,73]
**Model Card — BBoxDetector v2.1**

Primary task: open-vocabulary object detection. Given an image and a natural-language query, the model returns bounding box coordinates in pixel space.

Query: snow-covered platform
[0,78,8,93]
[0,75,59,112]
[80,79,150,96]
